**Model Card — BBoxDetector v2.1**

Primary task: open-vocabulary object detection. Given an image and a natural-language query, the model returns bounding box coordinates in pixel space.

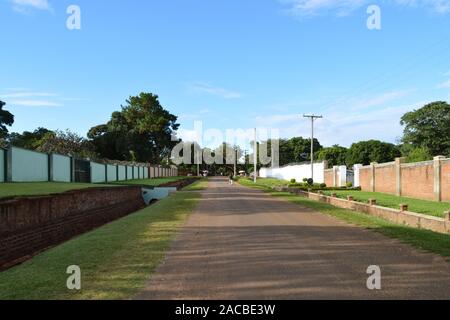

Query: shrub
[320,183,327,188]
[303,178,308,182]
[290,179,296,184]
[346,182,353,188]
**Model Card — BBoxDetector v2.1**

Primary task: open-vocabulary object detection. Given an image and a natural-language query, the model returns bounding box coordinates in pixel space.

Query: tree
[346,140,401,166]
[8,127,53,149]
[401,101,450,157]
[37,129,97,158]
[316,145,348,167]
[0,101,14,139]
[88,93,180,163]
[260,137,322,167]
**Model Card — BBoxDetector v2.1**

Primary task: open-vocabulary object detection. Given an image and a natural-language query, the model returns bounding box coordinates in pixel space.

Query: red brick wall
[359,167,372,192]
[441,161,450,202]
[374,164,396,194]
[401,163,434,201]
[324,170,333,187]
[0,187,145,270]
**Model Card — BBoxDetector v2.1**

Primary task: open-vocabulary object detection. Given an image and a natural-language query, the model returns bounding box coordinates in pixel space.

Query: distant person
[229,174,234,185]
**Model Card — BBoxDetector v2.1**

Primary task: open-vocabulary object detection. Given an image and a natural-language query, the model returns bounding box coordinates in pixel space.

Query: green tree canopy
[0,101,14,139]
[37,130,97,159]
[316,145,348,167]
[8,127,53,149]
[346,140,401,166]
[400,101,450,157]
[88,93,179,163]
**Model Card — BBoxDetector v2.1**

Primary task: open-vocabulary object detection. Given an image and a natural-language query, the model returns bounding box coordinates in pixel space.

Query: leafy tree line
[261,101,450,168]
[0,93,179,164]
[0,98,448,169]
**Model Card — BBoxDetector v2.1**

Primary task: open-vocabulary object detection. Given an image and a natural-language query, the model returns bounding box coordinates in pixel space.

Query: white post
[353,164,362,187]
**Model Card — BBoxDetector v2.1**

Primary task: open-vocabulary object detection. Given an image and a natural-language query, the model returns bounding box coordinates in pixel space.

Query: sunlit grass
[0,191,200,300]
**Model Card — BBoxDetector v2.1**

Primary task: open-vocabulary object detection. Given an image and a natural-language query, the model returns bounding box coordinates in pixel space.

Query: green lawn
[238,177,288,190]
[111,176,194,187]
[322,190,450,218]
[0,191,200,300]
[0,182,113,200]
[182,178,209,191]
[239,180,450,260]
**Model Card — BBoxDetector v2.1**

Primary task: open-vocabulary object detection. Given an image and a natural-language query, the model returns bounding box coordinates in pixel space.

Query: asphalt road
[136,177,450,300]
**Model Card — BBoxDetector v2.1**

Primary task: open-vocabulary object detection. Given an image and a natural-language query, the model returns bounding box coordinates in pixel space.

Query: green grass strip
[0,191,200,300]
[239,179,450,260]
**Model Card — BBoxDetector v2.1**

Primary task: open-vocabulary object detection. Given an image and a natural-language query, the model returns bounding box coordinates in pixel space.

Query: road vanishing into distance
[136,177,450,300]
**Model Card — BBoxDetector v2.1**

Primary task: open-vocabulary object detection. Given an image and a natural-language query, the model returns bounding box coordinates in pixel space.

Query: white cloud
[1,91,57,98]
[254,91,424,147]
[280,0,450,17]
[188,82,242,99]
[437,79,450,88]
[1,90,63,107]
[9,99,62,107]
[12,0,51,13]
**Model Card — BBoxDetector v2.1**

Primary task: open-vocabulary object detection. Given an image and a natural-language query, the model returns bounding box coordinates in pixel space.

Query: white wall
[11,147,48,182]
[260,162,326,183]
[52,154,71,182]
[90,162,106,183]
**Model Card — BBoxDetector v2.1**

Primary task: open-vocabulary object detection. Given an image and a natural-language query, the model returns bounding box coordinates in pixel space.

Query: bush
[289,182,305,188]
[346,182,353,188]
[320,183,327,188]
[303,178,308,183]
[290,179,296,184]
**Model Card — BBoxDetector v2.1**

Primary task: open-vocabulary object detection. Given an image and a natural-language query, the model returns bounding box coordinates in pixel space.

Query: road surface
[136,177,450,299]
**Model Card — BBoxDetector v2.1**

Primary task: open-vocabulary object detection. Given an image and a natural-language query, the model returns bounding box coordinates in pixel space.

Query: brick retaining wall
[0,186,145,270]
[283,188,450,235]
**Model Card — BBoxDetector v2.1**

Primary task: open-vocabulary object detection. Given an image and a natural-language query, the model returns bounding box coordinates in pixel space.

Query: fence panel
[11,147,48,182]
[107,164,117,182]
[0,149,4,182]
[90,162,106,183]
[143,167,149,179]
[127,166,133,180]
[133,166,139,180]
[52,154,71,182]
[118,165,126,181]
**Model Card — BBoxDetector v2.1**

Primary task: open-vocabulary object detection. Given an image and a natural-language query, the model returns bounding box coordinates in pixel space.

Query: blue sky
[1,0,450,148]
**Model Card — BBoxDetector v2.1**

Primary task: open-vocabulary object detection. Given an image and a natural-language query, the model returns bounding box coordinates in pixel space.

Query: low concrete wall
[285,189,450,235]
[0,186,145,270]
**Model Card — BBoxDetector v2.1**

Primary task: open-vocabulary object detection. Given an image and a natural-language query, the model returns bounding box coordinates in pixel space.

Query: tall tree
[88,93,179,163]
[346,140,401,166]
[316,145,348,167]
[37,130,97,158]
[400,101,450,157]
[0,101,14,139]
[8,127,53,149]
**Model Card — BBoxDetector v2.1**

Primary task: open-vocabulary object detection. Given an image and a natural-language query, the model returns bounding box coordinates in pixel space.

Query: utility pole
[303,114,323,182]
[233,146,237,177]
[254,128,257,183]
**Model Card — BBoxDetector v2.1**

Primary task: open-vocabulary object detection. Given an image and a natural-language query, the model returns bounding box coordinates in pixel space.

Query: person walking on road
[229,174,234,185]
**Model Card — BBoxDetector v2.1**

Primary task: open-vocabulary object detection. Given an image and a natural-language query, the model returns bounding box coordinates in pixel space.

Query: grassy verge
[0,182,113,200]
[322,190,449,218]
[111,177,193,187]
[238,179,450,260]
[0,191,200,300]
[182,178,209,191]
